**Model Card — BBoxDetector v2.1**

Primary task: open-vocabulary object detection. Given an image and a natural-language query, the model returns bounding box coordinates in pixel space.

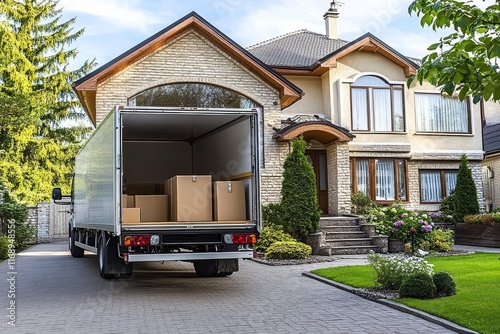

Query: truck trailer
[52,106,261,278]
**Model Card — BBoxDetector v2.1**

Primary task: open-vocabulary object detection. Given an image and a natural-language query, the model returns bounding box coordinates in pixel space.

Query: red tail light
[231,234,257,245]
[133,235,150,246]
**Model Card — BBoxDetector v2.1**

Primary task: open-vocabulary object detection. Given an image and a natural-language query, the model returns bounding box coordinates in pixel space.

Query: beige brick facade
[93,29,289,206]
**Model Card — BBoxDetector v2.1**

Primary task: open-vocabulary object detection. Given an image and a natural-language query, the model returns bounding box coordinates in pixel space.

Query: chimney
[323,1,341,39]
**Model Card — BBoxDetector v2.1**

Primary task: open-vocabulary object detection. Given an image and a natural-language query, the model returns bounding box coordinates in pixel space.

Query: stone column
[327,142,351,216]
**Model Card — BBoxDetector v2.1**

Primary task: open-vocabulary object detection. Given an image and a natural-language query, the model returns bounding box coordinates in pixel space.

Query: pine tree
[0,0,95,203]
[453,154,480,222]
[279,137,320,241]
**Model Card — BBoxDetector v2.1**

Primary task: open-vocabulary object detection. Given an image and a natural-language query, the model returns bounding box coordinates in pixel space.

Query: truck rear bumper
[125,251,254,262]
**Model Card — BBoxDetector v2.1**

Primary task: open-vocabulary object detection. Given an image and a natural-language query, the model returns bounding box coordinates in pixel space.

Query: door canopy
[274,119,354,145]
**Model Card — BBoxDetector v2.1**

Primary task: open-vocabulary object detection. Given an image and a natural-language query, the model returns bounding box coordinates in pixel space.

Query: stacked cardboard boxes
[122,176,247,223]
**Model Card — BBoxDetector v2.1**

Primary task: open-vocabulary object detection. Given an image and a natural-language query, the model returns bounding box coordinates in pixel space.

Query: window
[351,75,404,132]
[415,93,470,133]
[352,158,407,202]
[420,170,457,203]
[129,83,259,108]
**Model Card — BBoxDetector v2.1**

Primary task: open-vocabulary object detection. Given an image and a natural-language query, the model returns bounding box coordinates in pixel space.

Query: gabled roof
[483,123,500,155]
[247,29,350,68]
[73,12,303,126]
[248,31,419,76]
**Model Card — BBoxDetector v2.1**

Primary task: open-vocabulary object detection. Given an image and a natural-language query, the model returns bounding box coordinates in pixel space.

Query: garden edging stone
[302,272,478,334]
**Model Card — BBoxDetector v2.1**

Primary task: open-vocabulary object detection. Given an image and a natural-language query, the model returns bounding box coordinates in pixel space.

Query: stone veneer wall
[27,203,50,243]
[327,142,351,215]
[406,160,484,212]
[93,29,287,206]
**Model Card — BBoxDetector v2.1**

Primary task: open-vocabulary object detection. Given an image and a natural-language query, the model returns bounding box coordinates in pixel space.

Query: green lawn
[312,253,500,334]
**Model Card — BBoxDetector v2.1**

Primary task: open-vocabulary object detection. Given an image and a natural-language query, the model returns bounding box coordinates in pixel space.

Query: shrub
[454,154,479,223]
[365,204,434,243]
[399,272,436,299]
[433,271,456,297]
[367,252,434,290]
[419,229,454,253]
[439,191,455,220]
[0,181,35,248]
[262,203,282,227]
[0,236,9,259]
[265,241,312,260]
[279,137,320,241]
[464,214,496,224]
[351,191,373,215]
[254,226,295,253]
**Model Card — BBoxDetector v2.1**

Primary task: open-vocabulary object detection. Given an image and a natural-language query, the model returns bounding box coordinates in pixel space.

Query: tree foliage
[454,154,480,222]
[0,0,95,203]
[279,137,320,241]
[408,0,500,102]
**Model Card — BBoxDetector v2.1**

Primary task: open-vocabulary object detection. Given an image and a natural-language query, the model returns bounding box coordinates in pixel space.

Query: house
[72,3,485,216]
[482,123,500,212]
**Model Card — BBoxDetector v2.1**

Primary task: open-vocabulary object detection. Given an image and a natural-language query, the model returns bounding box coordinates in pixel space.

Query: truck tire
[194,260,217,277]
[69,227,84,258]
[98,235,114,279]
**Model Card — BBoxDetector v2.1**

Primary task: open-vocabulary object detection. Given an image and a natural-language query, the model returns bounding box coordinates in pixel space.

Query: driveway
[1,241,455,334]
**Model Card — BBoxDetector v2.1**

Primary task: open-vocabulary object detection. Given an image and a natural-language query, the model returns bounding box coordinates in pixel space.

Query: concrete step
[320,217,359,228]
[325,231,367,239]
[322,226,362,233]
[329,245,380,255]
[326,238,374,247]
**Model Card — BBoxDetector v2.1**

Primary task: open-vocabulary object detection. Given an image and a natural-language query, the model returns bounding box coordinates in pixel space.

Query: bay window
[352,158,407,202]
[420,170,458,203]
[351,75,405,132]
[415,93,470,133]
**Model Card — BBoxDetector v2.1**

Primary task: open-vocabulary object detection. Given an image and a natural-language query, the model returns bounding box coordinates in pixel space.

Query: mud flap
[217,259,239,273]
[106,236,133,275]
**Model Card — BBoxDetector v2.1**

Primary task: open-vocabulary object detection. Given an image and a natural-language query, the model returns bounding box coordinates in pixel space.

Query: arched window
[129,83,259,109]
[351,75,404,132]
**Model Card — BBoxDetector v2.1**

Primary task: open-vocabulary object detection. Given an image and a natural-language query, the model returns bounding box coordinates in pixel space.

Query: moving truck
[52,106,261,279]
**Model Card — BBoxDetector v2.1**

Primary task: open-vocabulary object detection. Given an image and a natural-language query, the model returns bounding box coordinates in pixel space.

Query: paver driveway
[1,241,455,334]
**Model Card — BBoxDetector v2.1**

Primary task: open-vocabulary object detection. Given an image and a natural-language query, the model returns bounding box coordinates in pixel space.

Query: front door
[306,150,328,214]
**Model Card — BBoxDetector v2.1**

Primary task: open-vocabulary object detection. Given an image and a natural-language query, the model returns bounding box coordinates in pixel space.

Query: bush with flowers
[367,251,434,290]
[365,204,434,243]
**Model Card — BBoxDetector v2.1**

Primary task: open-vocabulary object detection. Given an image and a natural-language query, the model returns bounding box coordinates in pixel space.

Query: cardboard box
[124,183,157,195]
[213,181,246,221]
[135,195,168,222]
[169,175,212,222]
[127,195,135,208]
[122,208,141,224]
[122,195,135,208]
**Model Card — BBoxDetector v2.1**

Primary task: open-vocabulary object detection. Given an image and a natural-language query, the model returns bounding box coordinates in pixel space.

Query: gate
[50,201,70,239]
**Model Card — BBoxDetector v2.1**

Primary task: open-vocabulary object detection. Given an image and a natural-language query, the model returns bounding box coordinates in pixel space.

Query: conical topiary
[453,154,479,222]
[279,137,321,241]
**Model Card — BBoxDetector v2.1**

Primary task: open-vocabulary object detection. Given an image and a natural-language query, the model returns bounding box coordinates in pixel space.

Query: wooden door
[306,150,328,214]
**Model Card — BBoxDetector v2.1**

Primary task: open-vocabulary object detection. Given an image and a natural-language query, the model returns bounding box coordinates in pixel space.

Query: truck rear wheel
[98,235,114,279]
[69,227,84,258]
[193,260,217,277]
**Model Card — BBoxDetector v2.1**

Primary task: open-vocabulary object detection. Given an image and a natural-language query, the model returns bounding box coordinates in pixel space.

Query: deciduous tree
[408,0,500,102]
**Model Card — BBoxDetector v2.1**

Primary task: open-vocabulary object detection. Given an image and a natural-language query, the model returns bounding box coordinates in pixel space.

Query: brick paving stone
[0,241,459,334]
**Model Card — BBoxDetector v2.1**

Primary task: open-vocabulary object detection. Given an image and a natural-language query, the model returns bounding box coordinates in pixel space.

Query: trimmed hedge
[399,272,436,299]
[0,236,9,260]
[265,241,312,260]
[254,226,295,253]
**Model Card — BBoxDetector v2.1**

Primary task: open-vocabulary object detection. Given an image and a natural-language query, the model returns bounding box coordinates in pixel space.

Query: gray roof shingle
[483,123,500,155]
[247,29,421,69]
[247,29,350,68]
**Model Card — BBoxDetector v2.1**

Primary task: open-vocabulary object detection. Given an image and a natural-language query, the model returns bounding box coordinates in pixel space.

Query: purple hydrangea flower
[421,225,433,232]
[393,220,404,227]
[392,228,398,233]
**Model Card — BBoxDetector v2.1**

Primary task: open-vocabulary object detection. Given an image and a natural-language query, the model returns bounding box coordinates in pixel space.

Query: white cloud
[58,0,165,34]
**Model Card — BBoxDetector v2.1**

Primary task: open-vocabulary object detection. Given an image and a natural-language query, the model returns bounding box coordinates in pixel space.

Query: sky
[57,0,494,71]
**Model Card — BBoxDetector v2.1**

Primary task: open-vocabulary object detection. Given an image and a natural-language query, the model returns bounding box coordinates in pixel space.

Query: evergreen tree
[280,137,320,241]
[0,0,95,203]
[453,154,480,222]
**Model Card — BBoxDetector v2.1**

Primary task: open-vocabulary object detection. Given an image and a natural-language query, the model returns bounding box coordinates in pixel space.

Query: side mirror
[52,188,63,200]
